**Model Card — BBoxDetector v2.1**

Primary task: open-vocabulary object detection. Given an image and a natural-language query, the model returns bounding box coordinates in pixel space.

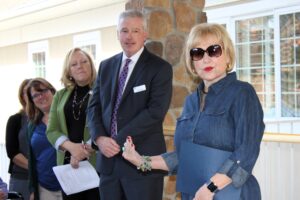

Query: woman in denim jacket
[122,23,265,200]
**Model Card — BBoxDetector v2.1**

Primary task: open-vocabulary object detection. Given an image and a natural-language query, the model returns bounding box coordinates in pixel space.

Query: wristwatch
[207,181,219,193]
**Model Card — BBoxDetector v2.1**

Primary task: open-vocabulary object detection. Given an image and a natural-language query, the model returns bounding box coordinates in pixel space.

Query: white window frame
[28,40,49,78]
[206,2,300,121]
[274,5,300,120]
[73,31,101,65]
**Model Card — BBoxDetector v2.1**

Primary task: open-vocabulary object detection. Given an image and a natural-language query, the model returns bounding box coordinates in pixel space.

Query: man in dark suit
[87,9,173,200]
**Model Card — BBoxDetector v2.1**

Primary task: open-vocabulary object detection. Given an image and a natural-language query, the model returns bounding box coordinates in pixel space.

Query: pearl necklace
[72,86,90,120]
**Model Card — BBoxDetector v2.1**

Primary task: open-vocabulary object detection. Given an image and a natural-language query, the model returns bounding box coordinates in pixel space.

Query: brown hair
[60,47,97,88]
[26,78,56,124]
[18,79,31,113]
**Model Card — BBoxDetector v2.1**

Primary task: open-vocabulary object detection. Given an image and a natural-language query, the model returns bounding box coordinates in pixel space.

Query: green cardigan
[46,87,97,167]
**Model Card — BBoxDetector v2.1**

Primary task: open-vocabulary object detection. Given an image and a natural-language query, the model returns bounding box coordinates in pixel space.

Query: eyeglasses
[190,44,222,61]
[31,88,49,100]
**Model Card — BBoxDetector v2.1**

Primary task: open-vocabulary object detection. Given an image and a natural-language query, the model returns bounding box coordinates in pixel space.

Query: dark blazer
[87,48,172,178]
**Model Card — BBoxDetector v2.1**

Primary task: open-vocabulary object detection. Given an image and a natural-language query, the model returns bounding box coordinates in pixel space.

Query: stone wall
[125,0,206,199]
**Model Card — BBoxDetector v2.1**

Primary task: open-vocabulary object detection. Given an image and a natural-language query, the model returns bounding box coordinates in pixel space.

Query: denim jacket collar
[198,72,237,95]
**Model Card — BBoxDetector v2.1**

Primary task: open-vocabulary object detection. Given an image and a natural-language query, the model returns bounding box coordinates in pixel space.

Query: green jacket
[46,87,97,167]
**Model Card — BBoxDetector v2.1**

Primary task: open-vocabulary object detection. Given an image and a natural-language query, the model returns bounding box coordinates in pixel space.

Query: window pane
[81,44,96,60]
[297,94,300,117]
[236,15,274,118]
[259,67,275,117]
[296,66,300,91]
[280,12,300,117]
[264,93,275,118]
[296,39,300,64]
[32,52,46,78]
[236,21,249,43]
[281,67,299,117]
[236,44,250,68]
[280,39,294,65]
[281,67,295,92]
[236,69,250,82]
[296,12,300,36]
[251,68,263,93]
[264,17,274,40]
[281,94,296,117]
[280,13,294,38]
[249,18,264,41]
[264,67,275,92]
[250,43,263,67]
[264,42,274,66]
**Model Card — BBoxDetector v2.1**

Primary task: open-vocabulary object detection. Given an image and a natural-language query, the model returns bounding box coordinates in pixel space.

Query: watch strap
[206,181,219,193]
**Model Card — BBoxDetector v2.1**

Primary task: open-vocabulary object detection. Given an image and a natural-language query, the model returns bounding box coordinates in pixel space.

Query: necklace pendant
[72,87,90,121]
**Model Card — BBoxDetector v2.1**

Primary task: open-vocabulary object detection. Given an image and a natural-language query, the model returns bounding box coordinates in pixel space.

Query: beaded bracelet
[137,155,152,172]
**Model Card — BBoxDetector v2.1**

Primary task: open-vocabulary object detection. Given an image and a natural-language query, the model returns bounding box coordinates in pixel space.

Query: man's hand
[0,190,6,200]
[96,136,120,157]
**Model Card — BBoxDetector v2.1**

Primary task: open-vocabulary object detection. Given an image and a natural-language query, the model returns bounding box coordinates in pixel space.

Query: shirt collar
[199,72,237,94]
[122,47,144,64]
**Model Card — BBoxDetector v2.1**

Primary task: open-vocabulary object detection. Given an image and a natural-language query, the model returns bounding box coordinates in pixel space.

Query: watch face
[207,182,218,193]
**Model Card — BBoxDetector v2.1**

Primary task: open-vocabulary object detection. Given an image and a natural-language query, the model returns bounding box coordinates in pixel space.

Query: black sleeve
[5,113,22,159]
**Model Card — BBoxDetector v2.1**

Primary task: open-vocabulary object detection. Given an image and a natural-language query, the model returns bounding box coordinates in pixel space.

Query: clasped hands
[68,142,93,168]
[95,135,141,167]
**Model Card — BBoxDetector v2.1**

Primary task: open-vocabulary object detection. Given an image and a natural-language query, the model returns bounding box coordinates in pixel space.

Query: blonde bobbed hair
[184,23,235,75]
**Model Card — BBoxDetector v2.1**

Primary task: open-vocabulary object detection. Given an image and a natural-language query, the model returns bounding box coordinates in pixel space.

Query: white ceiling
[0,0,250,32]
[0,0,123,31]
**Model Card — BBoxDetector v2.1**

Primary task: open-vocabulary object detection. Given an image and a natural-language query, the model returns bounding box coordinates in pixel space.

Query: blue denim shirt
[162,72,264,198]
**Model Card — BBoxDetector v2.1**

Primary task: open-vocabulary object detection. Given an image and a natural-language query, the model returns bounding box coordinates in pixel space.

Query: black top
[5,112,29,178]
[64,85,90,163]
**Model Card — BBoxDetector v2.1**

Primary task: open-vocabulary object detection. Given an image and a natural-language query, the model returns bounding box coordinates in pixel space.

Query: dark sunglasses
[190,44,222,61]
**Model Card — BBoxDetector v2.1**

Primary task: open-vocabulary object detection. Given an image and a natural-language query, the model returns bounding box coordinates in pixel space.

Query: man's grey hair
[118,9,148,31]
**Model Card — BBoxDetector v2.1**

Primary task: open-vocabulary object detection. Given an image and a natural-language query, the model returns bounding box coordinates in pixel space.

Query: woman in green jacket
[46,47,99,200]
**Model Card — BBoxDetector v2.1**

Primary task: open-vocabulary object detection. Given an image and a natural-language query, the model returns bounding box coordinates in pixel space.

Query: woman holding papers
[122,23,265,200]
[46,47,100,200]
[26,78,62,200]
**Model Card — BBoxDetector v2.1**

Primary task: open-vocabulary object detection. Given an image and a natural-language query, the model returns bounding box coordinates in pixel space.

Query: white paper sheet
[53,160,100,195]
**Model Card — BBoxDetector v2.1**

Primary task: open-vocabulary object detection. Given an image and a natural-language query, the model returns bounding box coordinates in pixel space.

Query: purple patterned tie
[111,58,131,138]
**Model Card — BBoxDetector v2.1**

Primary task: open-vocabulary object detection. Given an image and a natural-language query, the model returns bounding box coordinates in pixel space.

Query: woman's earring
[192,68,197,74]
[226,64,230,72]
[69,76,73,81]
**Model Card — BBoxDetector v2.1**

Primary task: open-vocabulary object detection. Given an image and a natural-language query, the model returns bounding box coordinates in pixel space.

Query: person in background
[26,78,62,200]
[87,9,172,200]
[122,23,265,200]
[47,47,100,200]
[5,79,31,200]
[0,177,8,200]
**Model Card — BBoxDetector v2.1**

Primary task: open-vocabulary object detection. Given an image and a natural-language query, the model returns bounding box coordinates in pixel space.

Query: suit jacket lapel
[121,48,149,102]
[110,53,123,105]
